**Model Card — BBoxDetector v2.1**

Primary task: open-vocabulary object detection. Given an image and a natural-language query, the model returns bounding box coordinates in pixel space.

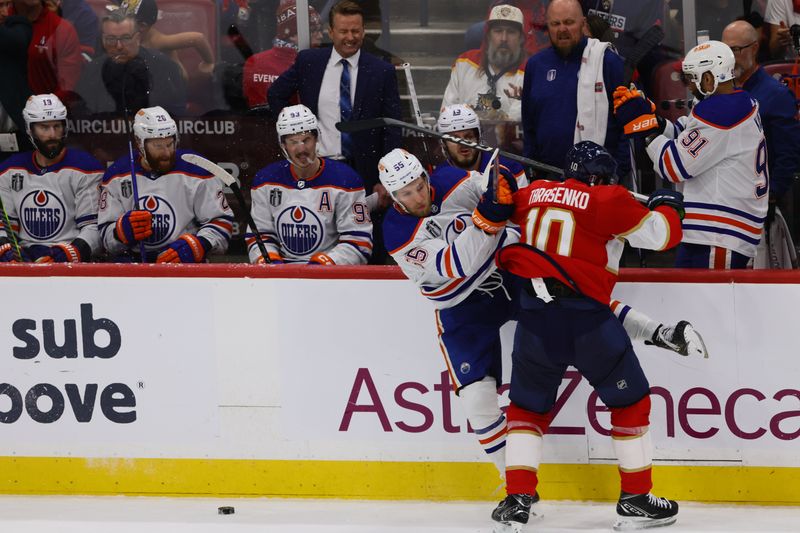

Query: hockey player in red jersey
[492,141,684,531]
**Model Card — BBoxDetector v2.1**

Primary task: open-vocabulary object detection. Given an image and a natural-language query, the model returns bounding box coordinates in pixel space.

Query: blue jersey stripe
[340,230,371,238]
[485,441,506,454]
[684,202,765,223]
[668,142,692,180]
[451,243,465,278]
[682,224,761,245]
[201,225,231,240]
[474,415,505,435]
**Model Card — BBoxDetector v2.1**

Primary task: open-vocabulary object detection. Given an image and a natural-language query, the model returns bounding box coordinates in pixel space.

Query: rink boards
[0,265,798,504]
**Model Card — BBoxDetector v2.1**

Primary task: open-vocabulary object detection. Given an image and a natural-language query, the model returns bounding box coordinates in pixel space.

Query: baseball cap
[487,4,524,29]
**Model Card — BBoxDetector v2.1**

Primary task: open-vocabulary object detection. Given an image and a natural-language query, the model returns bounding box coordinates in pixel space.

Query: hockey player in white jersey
[247,104,372,264]
[381,146,708,486]
[98,106,234,262]
[436,104,527,188]
[614,40,767,269]
[0,94,102,263]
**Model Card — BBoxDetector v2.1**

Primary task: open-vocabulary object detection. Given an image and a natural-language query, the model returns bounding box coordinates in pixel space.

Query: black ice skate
[613,492,679,530]
[646,321,709,358]
[491,492,540,532]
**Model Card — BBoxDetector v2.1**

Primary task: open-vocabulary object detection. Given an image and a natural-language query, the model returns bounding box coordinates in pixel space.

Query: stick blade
[336,118,390,133]
[181,153,237,187]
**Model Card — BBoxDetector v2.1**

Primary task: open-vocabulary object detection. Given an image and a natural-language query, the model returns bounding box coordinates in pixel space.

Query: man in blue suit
[268,0,401,194]
[268,0,402,262]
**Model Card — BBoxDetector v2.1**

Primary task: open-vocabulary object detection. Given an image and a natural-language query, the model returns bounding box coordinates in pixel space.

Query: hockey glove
[613,86,661,138]
[34,239,91,263]
[472,167,518,234]
[115,210,153,245]
[308,252,335,265]
[156,234,211,263]
[0,238,21,262]
[647,188,685,220]
[255,251,283,264]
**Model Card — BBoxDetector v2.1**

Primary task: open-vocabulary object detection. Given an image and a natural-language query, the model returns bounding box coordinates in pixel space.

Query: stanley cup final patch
[269,188,283,207]
[546,69,557,82]
[11,173,24,192]
[121,180,133,199]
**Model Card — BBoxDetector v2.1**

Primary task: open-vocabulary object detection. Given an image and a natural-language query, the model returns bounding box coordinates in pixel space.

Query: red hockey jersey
[497,178,682,304]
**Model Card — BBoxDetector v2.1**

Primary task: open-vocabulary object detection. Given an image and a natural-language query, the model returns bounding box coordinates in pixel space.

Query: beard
[447,146,480,169]
[34,137,65,160]
[145,151,176,173]
[488,41,522,72]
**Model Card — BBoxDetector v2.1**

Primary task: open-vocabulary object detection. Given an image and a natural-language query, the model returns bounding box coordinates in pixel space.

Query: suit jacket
[0,16,33,136]
[268,47,402,190]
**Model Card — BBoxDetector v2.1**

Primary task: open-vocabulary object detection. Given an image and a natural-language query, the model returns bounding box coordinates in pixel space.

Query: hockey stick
[400,62,435,172]
[336,117,649,204]
[336,117,563,175]
[0,195,23,261]
[180,153,271,263]
[121,65,147,263]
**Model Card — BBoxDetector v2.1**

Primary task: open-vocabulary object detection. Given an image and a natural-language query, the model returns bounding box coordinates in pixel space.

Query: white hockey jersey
[98,149,234,260]
[647,91,768,258]
[0,149,103,254]
[248,158,372,264]
[382,165,518,310]
[442,49,524,121]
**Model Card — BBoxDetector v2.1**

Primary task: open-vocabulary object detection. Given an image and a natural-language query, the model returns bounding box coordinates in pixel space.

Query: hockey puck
[218,506,235,515]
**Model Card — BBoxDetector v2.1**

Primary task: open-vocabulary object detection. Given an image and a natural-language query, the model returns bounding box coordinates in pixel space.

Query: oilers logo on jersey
[21,190,65,240]
[141,195,176,246]
[276,205,323,256]
[445,213,471,243]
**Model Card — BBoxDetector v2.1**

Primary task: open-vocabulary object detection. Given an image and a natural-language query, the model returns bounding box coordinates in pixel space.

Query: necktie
[339,58,353,159]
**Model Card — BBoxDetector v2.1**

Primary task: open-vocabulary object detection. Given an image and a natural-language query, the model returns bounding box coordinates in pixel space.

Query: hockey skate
[491,492,541,532]
[613,492,679,530]
[645,321,708,358]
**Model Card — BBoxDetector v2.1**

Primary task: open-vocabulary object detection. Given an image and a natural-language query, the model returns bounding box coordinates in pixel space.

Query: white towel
[575,38,613,145]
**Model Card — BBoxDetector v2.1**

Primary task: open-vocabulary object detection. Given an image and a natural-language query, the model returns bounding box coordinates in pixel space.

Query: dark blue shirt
[521,37,628,175]
[742,66,800,198]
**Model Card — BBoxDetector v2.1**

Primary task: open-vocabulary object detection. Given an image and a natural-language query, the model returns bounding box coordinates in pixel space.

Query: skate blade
[685,325,709,358]
[613,515,677,531]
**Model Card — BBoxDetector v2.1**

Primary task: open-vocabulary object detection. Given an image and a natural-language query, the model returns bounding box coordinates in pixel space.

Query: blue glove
[34,239,91,263]
[156,234,211,263]
[613,86,661,138]
[472,166,518,234]
[647,188,685,219]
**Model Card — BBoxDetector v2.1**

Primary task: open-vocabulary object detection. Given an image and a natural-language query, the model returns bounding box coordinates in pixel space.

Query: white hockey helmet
[437,104,481,138]
[23,93,68,138]
[682,40,735,97]
[378,148,428,198]
[133,106,178,153]
[276,104,318,139]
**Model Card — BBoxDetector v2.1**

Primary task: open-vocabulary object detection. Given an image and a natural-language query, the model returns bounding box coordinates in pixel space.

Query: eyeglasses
[729,41,756,53]
[103,33,138,45]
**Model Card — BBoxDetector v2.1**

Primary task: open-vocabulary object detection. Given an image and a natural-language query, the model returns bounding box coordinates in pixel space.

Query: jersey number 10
[523,207,576,257]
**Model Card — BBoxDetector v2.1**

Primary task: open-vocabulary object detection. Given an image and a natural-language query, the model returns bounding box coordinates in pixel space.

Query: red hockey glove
[156,234,211,263]
[613,85,660,137]
[115,210,153,245]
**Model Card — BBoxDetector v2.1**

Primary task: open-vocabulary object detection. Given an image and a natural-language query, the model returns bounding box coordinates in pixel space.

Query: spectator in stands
[521,0,628,176]
[73,9,186,116]
[464,1,549,58]
[723,19,800,222]
[0,0,33,161]
[443,4,527,121]
[13,0,82,104]
[126,0,215,80]
[44,0,98,57]
[764,0,800,59]
[243,0,322,109]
